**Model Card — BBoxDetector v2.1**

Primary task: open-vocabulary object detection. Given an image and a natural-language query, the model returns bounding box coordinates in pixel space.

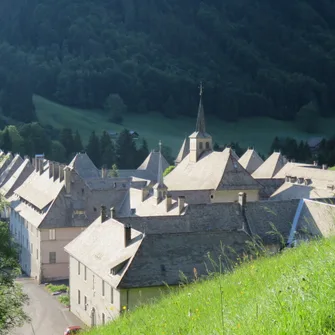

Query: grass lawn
[34,95,335,156]
[85,237,335,335]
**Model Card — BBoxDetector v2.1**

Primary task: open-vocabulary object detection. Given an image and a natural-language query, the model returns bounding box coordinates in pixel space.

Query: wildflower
[122,305,127,310]
[237,323,241,329]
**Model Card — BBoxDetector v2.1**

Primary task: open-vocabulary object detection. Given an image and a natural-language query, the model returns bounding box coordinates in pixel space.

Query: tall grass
[85,237,335,335]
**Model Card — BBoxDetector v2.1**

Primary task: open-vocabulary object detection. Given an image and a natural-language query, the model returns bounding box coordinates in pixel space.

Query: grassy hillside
[85,238,335,335]
[34,95,335,156]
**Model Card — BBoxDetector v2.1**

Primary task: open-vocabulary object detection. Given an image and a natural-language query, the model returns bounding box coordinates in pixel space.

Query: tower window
[206,142,210,149]
[199,142,203,150]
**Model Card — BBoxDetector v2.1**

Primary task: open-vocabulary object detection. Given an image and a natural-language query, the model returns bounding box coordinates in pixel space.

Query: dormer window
[110,259,130,276]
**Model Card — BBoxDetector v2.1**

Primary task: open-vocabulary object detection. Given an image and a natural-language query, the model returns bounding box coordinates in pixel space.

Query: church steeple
[153,140,168,202]
[188,82,212,163]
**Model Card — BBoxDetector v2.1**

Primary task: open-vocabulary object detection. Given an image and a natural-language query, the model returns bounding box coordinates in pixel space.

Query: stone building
[9,153,131,283]
[164,89,262,204]
[65,191,319,326]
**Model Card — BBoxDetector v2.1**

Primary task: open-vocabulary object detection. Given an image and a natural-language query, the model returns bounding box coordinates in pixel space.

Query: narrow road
[12,277,85,335]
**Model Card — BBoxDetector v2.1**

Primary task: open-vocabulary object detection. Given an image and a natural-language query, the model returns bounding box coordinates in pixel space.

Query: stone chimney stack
[53,162,59,181]
[64,167,71,194]
[34,158,39,172]
[322,164,328,170]
[59,165,65,182]
[178,196,185,214]
[166,194,172,212]
[49,161,54,179]
[38,159,44,175]
[124,224,131,247]
[110,207,115,218]
[238,192,247,208]
[313,161,318,167]
[101,166,107,179]
[100,205,108,223]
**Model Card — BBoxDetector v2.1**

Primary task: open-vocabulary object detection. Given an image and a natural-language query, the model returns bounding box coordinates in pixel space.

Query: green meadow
[34,95,335,156]
[85,237,335,335]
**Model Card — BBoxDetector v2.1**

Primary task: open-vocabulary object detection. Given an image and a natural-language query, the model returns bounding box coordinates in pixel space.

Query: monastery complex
[2,90,335,327]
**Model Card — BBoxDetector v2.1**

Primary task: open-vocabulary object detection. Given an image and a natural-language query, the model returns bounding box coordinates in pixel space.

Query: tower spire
[157,140,164,186]
[195,81,206,134]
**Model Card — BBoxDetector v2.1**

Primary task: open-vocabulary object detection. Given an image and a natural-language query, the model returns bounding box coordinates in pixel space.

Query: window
[206,142,210,149]
[84,296,87,311]
[81,188,85,195]
[102,280,105,297]
[49,252,56,264]
[199,142,203,150]
[84,266,87,281]
[102,313,105,325]
[78,290,81,304]
[78,261,81,275]
[110,287,114,304]
[49,229,56,240]
[30,243,33,254]
[36,249,38,260]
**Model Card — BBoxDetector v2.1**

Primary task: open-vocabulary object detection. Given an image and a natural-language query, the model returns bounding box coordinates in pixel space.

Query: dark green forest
[1,0,335,123]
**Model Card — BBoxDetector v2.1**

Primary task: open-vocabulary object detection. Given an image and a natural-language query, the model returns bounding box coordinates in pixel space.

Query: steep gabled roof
[238,149,264,174]
[223,147,239,160]
[1,158,33,198]
[68,153,100,179]
[15,161,64,210]
[252,152,286,179]
[137,151,169,174]
[65,217,144,288]
[164,149,260,191]
[175,137,190,165]
[0,154,23,187]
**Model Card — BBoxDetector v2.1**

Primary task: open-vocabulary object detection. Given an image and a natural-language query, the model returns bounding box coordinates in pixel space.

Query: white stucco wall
[69,256,121,326]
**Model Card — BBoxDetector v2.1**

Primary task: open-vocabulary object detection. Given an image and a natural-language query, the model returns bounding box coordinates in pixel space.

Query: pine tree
[86,131,101,167]
[60,128,74,159]
[116,129,137,169]
[100,131,116,168]
[73,130,83,153]
[1,128,12,152]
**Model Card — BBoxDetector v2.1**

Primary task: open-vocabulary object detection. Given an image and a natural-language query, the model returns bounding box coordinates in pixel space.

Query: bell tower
[189,82,212,163]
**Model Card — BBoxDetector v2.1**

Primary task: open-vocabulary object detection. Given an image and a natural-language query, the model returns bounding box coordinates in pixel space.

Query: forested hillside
[1,0,335,122]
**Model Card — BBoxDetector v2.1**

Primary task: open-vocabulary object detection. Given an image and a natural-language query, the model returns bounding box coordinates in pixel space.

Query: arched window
[206,142,210,149]
[199,142,203,150]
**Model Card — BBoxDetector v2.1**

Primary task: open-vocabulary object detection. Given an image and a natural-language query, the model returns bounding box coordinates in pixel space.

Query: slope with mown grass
[85,238,335,335]
[34,95,335,156]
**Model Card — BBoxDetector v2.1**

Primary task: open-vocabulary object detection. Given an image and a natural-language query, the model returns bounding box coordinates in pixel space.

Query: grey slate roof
[165,149,261,191]
[66,198,303,289]
[252,152,286,179]
[175,137,190,165]
[68,153,100,179]
[238,149,264,174]
[0,158,33,198]
[0,154,23,187]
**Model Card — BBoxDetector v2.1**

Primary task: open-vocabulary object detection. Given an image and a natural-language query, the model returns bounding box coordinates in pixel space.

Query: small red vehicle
[64,326,82,335]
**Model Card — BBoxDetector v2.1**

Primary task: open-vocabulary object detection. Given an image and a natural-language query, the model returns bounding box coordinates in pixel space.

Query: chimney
[64,167,71,194]
[59,165,65,182]
[322,164,328,170]
[166,194,172,212]
[100,205,108,223]
[178,196,185,214]
[53,162,59,181]
[110,207,115,218]
[124,224,131,247]
[141,188,149,202]
[313,161,318,167]
[285,175,291,182]
[24,155,29,161]
[34,158,39,172]
[101,166,107,179]
[49,161,54,179]
[282,155,288,164]
[38,159,44,175]
[238,192,247,208]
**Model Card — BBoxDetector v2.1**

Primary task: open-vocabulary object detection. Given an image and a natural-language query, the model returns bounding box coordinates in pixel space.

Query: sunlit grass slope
[85,238,335,335]
[34,95,335,155]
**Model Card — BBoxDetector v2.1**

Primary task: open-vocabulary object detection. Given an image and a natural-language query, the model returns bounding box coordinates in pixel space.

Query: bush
[46,284,68,293]
[58,294,70,306]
